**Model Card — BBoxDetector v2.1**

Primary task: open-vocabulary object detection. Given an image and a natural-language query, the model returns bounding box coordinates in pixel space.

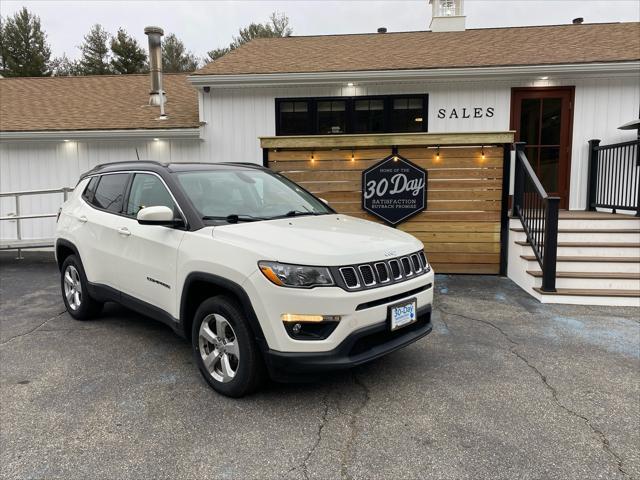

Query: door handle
[78,216,88,223]
[118,227,131,237]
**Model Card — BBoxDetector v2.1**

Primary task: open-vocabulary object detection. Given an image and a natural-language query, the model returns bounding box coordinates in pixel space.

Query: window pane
[318,100,346,134]
[539,147,559,193]
[354,99,385,133]
[83,176,99,203]
[391,97,424,132]
[279,100,310,135]
[519,98,540,144]
[541,98,562,145]
[93,174,129,213]
[126,174,176,217]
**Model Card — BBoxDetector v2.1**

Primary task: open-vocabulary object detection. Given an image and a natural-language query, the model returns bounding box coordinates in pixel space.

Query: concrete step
[533,287,640,298]
[526,270,640,290]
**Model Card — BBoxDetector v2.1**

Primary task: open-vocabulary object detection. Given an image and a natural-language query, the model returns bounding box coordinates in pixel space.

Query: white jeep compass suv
[55,161,434,397]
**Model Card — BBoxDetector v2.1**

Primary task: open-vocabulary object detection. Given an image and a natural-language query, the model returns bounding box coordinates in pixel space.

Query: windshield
[176,168,332,223]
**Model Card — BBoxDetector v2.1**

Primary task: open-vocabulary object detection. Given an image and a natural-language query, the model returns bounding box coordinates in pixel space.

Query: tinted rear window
[92,174,129,213]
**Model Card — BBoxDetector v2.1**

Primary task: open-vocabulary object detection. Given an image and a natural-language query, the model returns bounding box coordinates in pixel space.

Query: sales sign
[362,154,427,226]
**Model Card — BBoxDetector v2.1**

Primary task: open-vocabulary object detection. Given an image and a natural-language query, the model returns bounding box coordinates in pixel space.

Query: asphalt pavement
[1,252,638,480]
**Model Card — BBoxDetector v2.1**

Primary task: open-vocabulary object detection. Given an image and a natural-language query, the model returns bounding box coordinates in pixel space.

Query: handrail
[0,186,73,258]
[512,142,560,292]
[587,138,639,216]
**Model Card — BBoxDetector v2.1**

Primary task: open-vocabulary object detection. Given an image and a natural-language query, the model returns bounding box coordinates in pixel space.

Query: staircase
[508,211,640,306]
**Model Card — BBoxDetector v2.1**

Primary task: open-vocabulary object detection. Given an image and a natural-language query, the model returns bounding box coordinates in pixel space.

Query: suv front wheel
[192,296,265,397]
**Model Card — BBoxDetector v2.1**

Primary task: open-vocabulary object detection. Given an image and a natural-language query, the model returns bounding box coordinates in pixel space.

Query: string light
[310,150,315,163]
[481,146,485,160]
[436,145,440,160]
[351,149,355,162]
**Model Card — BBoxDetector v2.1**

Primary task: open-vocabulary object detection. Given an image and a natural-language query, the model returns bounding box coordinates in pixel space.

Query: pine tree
[50,54,80,76]
[0,8,52,77]
[78,24,111,75]
[162,33,199,72]
[207,12,291,62]
[110,28,147,74]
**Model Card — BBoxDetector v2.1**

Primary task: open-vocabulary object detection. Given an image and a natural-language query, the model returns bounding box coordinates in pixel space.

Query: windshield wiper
[281,210,325,218]
[202,214,265,224]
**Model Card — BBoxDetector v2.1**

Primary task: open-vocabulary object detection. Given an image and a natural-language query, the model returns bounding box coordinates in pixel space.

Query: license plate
[389,298,417,331]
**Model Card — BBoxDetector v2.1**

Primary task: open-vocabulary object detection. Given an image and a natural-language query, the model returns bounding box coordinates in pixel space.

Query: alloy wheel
[63,265,82,311]
[198,314,240,383]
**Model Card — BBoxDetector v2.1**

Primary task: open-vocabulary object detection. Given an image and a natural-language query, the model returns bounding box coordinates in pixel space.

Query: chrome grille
[374,262,390,283]
[334,250,428,290]
[401,257,413,276]
[411,254,422,272]
[389,259,402,279]
[340,267,360,288]
[359,265,376,286]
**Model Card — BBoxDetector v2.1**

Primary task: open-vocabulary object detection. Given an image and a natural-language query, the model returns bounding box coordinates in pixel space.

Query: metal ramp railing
[0,187,73,258]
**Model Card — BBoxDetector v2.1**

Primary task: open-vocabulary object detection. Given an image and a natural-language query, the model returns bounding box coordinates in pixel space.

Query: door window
[125,173,176,217]
[92,174,129,213]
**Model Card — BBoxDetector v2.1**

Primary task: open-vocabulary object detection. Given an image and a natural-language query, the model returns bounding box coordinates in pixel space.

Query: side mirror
[137,206,182,226]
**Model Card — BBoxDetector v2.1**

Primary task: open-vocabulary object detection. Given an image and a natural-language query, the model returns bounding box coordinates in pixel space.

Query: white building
[1,2,638,304]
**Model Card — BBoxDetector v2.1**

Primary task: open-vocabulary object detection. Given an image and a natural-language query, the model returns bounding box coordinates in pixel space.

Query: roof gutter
[0,128,202,142]
[188,61,640,88]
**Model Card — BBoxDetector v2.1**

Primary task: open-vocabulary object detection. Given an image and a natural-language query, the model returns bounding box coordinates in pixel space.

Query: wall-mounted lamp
[436,145,440,160]
[310,150,315,163]
[351,149,355,161]
[153,138,160,142]
[481,146,485,160]
[393,155,398,162]
[63,139,70,143]
[540,76,549,80]
[347,82,354,87]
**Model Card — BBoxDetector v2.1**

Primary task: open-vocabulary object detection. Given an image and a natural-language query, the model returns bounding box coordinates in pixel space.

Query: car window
[176,169,331,221]
[92,173,129,213]
[125,173,176,217]
[82,176,99,203]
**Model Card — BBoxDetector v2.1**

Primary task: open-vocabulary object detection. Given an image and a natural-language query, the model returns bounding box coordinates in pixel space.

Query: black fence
[587,138,640,216]
[512,142,560,292]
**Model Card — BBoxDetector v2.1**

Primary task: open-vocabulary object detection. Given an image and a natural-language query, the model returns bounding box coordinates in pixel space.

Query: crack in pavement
[284,394,329,480]
[340,372,371,480]
[436,305,630,479]
[0,310,67,346]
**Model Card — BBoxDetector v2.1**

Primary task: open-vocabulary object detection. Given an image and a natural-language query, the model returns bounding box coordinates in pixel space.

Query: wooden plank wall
[269,145,504,274]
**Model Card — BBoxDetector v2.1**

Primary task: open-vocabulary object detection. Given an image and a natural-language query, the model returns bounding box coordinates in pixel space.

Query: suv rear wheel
[192,296,265,397]
[60,255,103,320]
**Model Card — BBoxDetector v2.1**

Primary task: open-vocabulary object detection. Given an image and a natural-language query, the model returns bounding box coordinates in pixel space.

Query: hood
[211,214,423,265]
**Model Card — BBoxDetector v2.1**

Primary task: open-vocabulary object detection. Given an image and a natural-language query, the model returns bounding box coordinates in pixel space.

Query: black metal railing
[587,138,640,216]
[512,142,560,292]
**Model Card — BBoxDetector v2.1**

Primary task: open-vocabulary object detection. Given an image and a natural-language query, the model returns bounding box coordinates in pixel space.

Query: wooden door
[511,87,574,208]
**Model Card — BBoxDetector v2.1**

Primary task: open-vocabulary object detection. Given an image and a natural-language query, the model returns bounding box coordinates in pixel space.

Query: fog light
[281,314,341,323]
[292,323,302,334]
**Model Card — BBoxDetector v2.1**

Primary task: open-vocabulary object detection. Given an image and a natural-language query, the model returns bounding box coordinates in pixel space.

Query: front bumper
[264,305,432,382]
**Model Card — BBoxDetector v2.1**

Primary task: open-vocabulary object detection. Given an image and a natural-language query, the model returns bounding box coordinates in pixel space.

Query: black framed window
[391,97,426,133]
[277,100,311,135]
[82,176,100,204]
[92,173,129,213]
[275,94,428,136]
[353,99,385,133]
[317,100,347,134]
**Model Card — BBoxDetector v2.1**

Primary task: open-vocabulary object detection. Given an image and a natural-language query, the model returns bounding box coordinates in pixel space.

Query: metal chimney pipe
[144,26,166,117]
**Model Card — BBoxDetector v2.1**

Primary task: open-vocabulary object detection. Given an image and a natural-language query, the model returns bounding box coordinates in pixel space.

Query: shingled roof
[194,22,640,76]
[0,73,199,132]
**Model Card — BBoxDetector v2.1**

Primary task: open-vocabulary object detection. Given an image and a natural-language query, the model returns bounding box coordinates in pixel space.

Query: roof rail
[90,160,166,171]
[218,162,265,169]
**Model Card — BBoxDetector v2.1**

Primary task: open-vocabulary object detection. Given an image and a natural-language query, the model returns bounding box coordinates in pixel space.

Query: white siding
[0,138,202,240]
[199,74,640,210]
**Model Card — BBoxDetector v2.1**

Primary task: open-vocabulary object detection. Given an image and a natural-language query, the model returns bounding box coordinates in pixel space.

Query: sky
[1,0,639,61]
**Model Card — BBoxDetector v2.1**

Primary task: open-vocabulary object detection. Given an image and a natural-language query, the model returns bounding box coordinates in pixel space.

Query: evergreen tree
[110,28,147,74]
[0,8,52,77]
[207,12,291,62]
[78,24,111,75]
[50,54,80,76]
[162,33,199,72]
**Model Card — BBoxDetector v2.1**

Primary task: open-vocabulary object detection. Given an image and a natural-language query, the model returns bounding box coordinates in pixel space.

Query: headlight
[258,261,334,288]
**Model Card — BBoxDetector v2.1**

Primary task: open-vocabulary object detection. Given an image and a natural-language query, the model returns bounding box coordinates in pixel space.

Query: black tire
[60,254,103,320]
[191,296,265,397]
